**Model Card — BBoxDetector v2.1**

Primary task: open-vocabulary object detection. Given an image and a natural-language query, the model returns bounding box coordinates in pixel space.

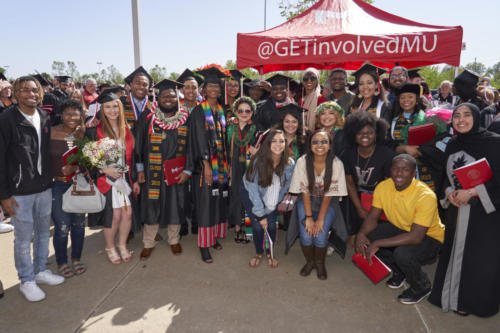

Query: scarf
[201,100,228,185]
[302,68,321,131]
[228,123,256,170]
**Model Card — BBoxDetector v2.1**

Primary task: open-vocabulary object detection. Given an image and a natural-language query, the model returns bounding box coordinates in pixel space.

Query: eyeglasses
[303,76,317,82]
[19,88,40,94]
[311,140,329,145]
[237,109,252,114]
[390,73,407,79]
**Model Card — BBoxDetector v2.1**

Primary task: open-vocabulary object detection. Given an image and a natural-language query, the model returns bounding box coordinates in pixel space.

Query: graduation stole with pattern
[201,100,228,185]
[146,112,188,200]
[124,93,150,128]
[228,123,256,170]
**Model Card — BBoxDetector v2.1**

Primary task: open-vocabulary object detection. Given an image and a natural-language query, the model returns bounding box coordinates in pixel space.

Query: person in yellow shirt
[356,154,444,305]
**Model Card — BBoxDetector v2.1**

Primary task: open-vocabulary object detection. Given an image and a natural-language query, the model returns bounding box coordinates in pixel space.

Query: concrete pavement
[0,221,499,333]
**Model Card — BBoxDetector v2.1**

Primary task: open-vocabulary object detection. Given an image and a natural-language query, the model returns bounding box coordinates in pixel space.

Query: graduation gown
[134,109,189,227]
[255,99,304,130]
[186,102,228,244]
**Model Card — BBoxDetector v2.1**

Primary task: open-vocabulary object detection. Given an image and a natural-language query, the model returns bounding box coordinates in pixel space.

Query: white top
[19,108,42,175]
[289,155,347,197]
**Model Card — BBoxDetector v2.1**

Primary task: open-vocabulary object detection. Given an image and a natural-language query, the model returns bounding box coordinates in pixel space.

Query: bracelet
[305,215,313,218]
[467,189,473,197]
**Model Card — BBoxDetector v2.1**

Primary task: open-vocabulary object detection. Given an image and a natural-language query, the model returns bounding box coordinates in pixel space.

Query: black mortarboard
[33,74,51,87]
[0,72,6,81]
[124,66,153,85]
[55,75,72,83]
[454,69,479,87]
[229,69,246,82]
[101,86,123,95]
[177,69,203,86]
[408,69,423,79]
[98,83,111,91]
[289,79,300,92]
[352,63,387,79]
[244,79,261,88]
[395,83,422,97]
[196,65,230,85]
[266,74,291,87]
[97,91,119,104]
[154,79,184,93]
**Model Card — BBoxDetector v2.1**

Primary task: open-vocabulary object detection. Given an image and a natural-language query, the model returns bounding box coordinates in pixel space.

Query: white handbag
[62,173,106,213]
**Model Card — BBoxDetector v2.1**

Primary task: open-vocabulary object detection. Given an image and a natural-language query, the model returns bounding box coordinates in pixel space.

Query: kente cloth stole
[392,114,411,141]
[124,93,150,129]
[228,123,256,170]
[147,123,188,200]
[201,101,228,185]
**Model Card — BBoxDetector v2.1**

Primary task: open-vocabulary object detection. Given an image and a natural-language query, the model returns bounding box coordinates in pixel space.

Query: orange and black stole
[121,95,151,132]
[147,121,188,201]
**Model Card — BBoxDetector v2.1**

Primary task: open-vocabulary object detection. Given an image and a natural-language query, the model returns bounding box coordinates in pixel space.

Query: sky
[2,0,499,79]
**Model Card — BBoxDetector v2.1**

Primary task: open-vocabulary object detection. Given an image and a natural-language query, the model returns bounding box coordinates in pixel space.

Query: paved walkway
[0,221,498,333]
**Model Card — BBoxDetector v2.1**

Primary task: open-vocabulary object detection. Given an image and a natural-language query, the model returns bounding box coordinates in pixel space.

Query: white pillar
[131,0,142,68]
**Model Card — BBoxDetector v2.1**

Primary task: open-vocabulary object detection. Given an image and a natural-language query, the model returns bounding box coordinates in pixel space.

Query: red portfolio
[352,252,392,284]
[360,192,387,221]
[453,158,493,190]
[163,156,186,186]
[407,123,436,146]
[62,146,78,182]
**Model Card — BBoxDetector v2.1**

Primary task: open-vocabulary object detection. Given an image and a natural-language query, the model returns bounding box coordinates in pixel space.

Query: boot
[314,246,328,280]
[299,244,315,276]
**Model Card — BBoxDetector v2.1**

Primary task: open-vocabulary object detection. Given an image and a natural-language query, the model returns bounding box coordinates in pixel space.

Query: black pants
[368,222,441,292]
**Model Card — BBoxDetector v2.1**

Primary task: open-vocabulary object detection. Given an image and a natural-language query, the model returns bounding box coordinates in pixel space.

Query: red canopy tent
[237,0,463,73]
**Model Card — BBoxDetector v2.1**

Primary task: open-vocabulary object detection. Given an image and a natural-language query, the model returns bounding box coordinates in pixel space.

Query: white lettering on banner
[314,10,349,24]
[256,35,439,60]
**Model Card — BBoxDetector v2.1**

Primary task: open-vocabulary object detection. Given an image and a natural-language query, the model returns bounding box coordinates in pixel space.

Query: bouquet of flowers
[68,137,129,173]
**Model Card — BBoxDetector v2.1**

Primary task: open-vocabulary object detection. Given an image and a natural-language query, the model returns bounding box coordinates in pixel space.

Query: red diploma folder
[352,252,392,284]
[453,158,493,190]
[360,192,387,221]
[407,123,436,146]
[163,156,186,186]
[62,146,78,182]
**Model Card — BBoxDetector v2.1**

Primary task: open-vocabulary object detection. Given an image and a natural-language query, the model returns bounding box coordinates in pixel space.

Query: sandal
[58,264,74,278]
[234,229,242,244]
[249,254,262,268]
[72,261,87,275]
[453,310,469,317]
[266,254,278,268]
[118,246,133,263]
[105,248,121,264]
[212,240,223,251]
[200,248,213,263]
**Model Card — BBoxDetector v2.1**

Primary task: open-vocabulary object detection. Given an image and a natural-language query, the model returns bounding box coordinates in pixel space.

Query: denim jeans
[297,200,335,247]
[240,184,277,255]
[12,188,52,283]
[52,181,86,265]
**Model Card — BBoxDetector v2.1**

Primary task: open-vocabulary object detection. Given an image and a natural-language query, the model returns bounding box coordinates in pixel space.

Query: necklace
[357,146,375,170]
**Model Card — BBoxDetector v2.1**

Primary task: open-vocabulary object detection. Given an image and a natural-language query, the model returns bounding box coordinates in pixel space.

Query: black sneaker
[386,273,405,289]
[398,287,431,305]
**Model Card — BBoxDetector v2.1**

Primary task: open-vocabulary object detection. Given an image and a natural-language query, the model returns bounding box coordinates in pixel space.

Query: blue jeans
[52,181,86,265]
[297,200,335,247]
[12,188,52,283]
[240,184,277,255]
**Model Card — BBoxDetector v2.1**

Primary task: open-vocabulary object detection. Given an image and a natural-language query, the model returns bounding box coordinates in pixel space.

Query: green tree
[167,72,180,81]
[52,61,66,76]
[150,65,168,83]
[66,61,80,81]
[105,65,123,84]
[279,0,373,20]
[465,62,486,76]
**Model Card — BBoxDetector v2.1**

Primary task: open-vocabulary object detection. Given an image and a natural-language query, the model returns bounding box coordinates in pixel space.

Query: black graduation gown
[186,104,228,228]
[255,99,304,130]
[227,124,256,226]
[134,110,189,227]
[49,91,66,126]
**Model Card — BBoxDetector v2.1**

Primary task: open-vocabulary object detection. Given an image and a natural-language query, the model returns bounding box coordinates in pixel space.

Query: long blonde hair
[100,99,128,142]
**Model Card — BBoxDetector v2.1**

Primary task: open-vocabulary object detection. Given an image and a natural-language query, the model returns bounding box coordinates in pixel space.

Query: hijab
[302,68,321,131]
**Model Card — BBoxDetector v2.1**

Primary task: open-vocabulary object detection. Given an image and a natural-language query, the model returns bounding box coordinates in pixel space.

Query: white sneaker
[20,281,46,302]
[0,222,13,233]
[35,270,65,286]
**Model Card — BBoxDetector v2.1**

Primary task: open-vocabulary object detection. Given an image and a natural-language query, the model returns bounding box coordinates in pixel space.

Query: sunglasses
[237,109,252,114]
[303,76,317,82]
[311,140,329,145]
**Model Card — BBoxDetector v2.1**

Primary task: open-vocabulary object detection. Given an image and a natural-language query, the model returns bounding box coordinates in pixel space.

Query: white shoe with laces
[20,281,46,302]
[0,222,14,233]
[35,270,65,286]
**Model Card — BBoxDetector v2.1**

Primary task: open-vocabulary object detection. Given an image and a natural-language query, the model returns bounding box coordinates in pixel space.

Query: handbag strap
[71,169,96,196]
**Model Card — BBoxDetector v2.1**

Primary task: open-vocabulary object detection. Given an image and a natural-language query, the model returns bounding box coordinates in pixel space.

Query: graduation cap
[289,79,300,92]
[124,66,153,85]
[177,69,203,86]
[100,86,124,95]
[196,64,230,85]
[408,69,423,80]
[33,74,52,87]
[244,79,262,88]
[0,72,6,81]
[55,75,72,83]
[229,69,246,82]
[395,83,422,97]
[97,91,119,104]
[154,79,184,93]
[266,74,292,88]
[352,63,387,79]
[454,69,479,87]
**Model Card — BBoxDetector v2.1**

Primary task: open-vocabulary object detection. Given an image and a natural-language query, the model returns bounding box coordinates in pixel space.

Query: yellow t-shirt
[372,178,444,243]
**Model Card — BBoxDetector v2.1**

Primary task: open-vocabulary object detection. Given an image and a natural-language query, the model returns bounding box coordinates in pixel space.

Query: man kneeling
[355,154,444,304]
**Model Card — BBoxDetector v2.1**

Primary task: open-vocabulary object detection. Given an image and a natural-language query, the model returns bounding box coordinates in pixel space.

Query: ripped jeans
[52,181,86,265]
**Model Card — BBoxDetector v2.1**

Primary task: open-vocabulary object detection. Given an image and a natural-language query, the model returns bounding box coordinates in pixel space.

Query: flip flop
[58,264,74,278]
[72,261,86,275]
